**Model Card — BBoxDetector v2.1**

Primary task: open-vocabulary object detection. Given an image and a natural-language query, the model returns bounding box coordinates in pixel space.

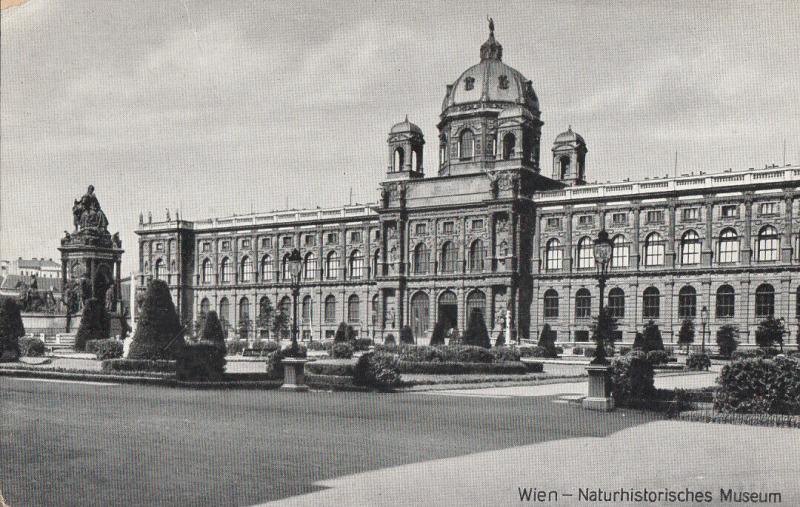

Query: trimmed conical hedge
[463,309,490,348]
[200,310,226,348]
[0,297,24,362]
[128,280,185,360]
[74,298,110,351]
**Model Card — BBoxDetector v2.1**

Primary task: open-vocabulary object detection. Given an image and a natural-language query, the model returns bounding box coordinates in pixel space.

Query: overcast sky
[2,0,799,274]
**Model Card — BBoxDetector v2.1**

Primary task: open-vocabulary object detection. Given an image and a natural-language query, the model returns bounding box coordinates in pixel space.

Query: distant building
[2,257,62,279]
[136,24,800,347]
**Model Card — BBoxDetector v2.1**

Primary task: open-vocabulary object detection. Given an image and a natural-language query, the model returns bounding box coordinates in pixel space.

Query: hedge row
[397,360,537,375]
[101,359,176,373]
[305,360,354,377]
[393,345,522,364]
[86,339,124,360]
[715,356,800,415]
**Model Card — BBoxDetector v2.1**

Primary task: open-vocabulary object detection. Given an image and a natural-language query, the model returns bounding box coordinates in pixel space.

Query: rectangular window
[546,217,561,229]
[201,242,210,253]
[374,230,380,240]
[282,236,293,248]
[415,223,427,235]
[578,215,593,226]
[471,219,484,231]
[261,237,272,249]
[327,233,338,244]
[759,202,777,215]
[442,222,454,234]
[156,243,164,252]
[241,239,251,249]
[350,231,362,243]
[646,210,664,224]
[304,235,316,247]
[721,205,738,218]
[681,208,699,221]
[221,241,230,251]
[611,213,627,226]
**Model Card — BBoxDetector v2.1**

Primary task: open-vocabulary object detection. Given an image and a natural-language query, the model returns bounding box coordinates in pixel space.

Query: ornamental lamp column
[583,229,615,412]
[280,248,308,391]
[700,305,708,354]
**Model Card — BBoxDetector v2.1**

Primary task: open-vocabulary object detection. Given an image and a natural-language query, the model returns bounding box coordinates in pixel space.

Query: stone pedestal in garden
[280,358,309,392]
[583,364,614,411]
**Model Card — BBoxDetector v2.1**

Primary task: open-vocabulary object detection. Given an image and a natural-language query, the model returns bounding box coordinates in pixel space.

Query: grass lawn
[1,377,658,506]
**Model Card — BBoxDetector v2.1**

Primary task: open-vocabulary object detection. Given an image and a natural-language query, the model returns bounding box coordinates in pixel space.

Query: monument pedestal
[280,358,309,391]
[583,364,615,411]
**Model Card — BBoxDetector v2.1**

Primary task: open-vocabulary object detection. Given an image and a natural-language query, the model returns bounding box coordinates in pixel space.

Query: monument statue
[105,285,116,312]
[71,185,109,232]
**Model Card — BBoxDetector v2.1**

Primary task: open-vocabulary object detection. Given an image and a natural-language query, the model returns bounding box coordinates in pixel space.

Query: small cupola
[386,116,425,180]
[552,126,587,185]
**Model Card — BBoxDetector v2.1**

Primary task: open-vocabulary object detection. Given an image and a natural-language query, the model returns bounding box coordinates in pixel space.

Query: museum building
[135,25,800,347]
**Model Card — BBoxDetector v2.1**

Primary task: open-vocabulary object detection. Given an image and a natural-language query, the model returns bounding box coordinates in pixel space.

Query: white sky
[2,0,799,274]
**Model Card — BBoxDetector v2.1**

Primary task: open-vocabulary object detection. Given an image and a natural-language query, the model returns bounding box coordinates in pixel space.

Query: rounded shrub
[453,345,495,363]
[353,338,374,351]
[398,345,443,362]
[491,346,521,362]
[74,298,110,351]
[334,322,354,343]
[92,339,124,360]
[353,351,401,391]
[331,342,354,359]
[128,280,185,360]
[384,334,396,345]
[176,341,226,381]
[610,350,655,405]
[19,336,45,357]
[715,356,800,414]
[685,352,711,371]
[265,344,308,378]
[646,350,671,366]
[307,340,326,351]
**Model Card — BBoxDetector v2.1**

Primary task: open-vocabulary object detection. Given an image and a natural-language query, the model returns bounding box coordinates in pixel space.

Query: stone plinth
[280,358,309,392]
[583,364,615,411]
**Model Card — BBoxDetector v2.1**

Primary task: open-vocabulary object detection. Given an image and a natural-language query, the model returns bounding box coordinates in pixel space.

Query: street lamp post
[591,229,614,365]
[700,305,708,354]
[287,248,303,354]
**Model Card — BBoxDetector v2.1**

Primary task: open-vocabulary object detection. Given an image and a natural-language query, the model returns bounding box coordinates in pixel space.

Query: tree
[677,319,695,353]
[755,316,785,350]
[642,320,664,353]
[494,327,505,347]
[334,322,355,342]
[200,310,226,348]
[238,318,252,340]
[463,309,490,348]
[271,309,290,341]
[632,331,645,350]
[128,279,185,360]
[399,325,414,344]
[590,307,618,362]
[716,324,739,358]
[256,299,274,339]
[537,324,556,357]
[74,298,110,351]
[429,316,447,345]
[0,297,24,362]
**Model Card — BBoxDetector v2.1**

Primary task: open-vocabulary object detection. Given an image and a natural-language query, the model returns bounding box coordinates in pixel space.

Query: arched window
[755,284,775,318]
[200,298,210,316]
[281,254,292,281]
[239,297,251,338]
[643,287,660,318]
[459,129,475,159]
[410,292,430,338]
[559,156,570,179]
[154,259,164,280]
[718,228,739,263]
[304,253,316,280]
[757,226,780,262]
[469,239,485,272]
[678,286,697,318]
[201,259,212,284]
[411,150,419,172]
[576,237,594,269]
[414,243,430,274]
[347,295,360,323]
[441,241,458,273]
[240,256,253,283]
[324,295,336,322]
[439,137,448,165]
[349,250,364,280]
[393,147,404,172]
[644,233,665,266]
[680,230,701,265]
[220,257,232,283]
[611,235,629,268]
[608,288,625,318]
[326,251,339,280]
[372,294,380,326]
[372,250,380,278]
[219,297,230,328]
[543,289,559,319]
[575,288,592,319]
[279,296,291,317]
[302,295,312,323]
[716,285,735,318]
[258,296,272,336]
[502,132,516,160]
[545,239,562,271]
[260,255,272,282]
[466,290,486,321]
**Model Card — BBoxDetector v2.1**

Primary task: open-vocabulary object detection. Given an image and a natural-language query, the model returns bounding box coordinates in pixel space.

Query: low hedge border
[400,373,586,389]
[101,359,176,373]
[305,360,355,377]
[397,361,538,375]
[306,373,371,392]
[677,409,800,429]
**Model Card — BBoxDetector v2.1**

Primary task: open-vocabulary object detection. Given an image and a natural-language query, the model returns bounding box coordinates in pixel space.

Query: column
[632,204,641,269]
[564,208,573,272]
[666,201,676,267]
[703,199,714,266]
[742,197,753,265]
[782,193,794,263]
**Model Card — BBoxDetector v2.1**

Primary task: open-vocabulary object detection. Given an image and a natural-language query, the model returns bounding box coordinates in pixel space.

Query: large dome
[441,26,539,113]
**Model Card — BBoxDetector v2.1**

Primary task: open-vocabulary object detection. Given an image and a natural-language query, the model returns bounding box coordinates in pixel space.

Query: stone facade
[136,25,800,348]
